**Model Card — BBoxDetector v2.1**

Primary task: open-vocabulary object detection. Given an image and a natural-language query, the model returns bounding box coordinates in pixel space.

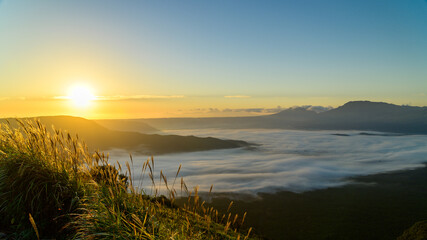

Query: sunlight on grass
[0,119,257,239]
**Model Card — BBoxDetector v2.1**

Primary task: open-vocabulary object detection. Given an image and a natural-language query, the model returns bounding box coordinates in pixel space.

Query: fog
[109,129,427,194]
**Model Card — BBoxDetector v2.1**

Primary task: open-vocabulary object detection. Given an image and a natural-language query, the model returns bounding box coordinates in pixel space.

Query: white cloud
[110,129,427,195]
[95,95,185,101]
[292,105,333,113]
[185,105,333,115]
[186,106,283,114]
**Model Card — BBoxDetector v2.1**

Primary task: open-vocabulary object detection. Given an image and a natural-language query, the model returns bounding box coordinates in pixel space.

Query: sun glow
[68,85,95,107]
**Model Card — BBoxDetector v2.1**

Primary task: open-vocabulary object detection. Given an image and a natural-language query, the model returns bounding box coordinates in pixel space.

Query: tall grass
[0,119,257,239]
[0,119,91,239]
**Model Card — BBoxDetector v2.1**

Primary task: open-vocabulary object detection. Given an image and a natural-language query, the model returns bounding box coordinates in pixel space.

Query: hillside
[206,165,427,240]
[0,116,250,154]
[314,101,427,133]
[95,119,160,133]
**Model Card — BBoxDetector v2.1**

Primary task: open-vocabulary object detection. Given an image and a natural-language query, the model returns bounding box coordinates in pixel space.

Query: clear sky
[0,0,426,118]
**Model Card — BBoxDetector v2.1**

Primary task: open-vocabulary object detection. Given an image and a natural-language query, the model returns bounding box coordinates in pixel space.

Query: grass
[0,119,258,239]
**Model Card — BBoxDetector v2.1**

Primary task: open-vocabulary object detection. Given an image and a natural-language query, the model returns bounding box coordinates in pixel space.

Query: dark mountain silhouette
[0,116,250,154]
[314,101,427,133]
[132,101,427,134]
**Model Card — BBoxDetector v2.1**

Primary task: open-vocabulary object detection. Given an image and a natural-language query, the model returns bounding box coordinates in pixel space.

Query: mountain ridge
[131,101,427,134]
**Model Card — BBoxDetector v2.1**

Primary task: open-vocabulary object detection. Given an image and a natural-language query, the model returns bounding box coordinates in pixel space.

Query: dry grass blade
[126,161,133,189]
[29,213,40,240]
[233,214,239,225]
[244,227,252,240]
[171,164,181,189]
[209,185,213,195]
[241,212,247,225]
[227,201,234,212]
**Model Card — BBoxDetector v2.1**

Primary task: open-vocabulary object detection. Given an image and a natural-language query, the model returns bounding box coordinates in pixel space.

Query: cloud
[50,95,185,101]
[292,105,333,113]
[224,95,251,98]
[187,106,283,114]
[111,129,427,195]
[95,95,185,101]
[223,107,281,113]
[186,105,334,115]
[0,97,39,101]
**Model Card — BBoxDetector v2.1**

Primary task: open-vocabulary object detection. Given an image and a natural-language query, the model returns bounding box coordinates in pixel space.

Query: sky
[0,0,426,119]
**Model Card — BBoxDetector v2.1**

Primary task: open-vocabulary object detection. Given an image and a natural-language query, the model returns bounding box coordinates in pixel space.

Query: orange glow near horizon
[1,91,425,120]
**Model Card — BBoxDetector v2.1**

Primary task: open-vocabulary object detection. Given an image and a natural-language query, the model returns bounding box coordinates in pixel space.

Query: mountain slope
[315,101,427,133]
[0,116,249,154]
[95,119,159,133]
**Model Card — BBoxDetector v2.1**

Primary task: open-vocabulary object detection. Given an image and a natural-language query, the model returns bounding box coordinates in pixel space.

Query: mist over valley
[110,128,427,194]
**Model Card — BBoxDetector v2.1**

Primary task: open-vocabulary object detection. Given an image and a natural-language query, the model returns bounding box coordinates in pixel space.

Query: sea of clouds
[109,129,427,195]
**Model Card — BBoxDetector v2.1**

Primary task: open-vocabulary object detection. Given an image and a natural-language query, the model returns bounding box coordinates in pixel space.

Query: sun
[68,85,95,107]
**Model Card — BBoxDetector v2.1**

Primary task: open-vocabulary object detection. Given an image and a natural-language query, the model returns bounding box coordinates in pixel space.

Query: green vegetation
[0,120,256,239]
[397,221,427,240]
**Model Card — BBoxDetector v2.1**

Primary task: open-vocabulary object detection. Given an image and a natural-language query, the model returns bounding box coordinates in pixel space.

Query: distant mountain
[315,101,427,133]
[0,116,250,154]
[95,119,159,133]
[134,101,427,134]
[271,107,318,118]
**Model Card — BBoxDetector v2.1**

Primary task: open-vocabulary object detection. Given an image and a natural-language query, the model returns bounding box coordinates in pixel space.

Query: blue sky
[0,0,426,118]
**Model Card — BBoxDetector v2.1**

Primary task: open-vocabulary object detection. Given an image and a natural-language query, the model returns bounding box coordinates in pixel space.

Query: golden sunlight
[68,85,95,108]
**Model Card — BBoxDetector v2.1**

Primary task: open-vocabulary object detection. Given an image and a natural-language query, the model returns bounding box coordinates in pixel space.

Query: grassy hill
[0,119,257,239]
[0,116,250,155]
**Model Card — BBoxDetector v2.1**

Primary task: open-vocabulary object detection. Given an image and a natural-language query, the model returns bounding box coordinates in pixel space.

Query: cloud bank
[110,129,427,195]
[185,105,332,115]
